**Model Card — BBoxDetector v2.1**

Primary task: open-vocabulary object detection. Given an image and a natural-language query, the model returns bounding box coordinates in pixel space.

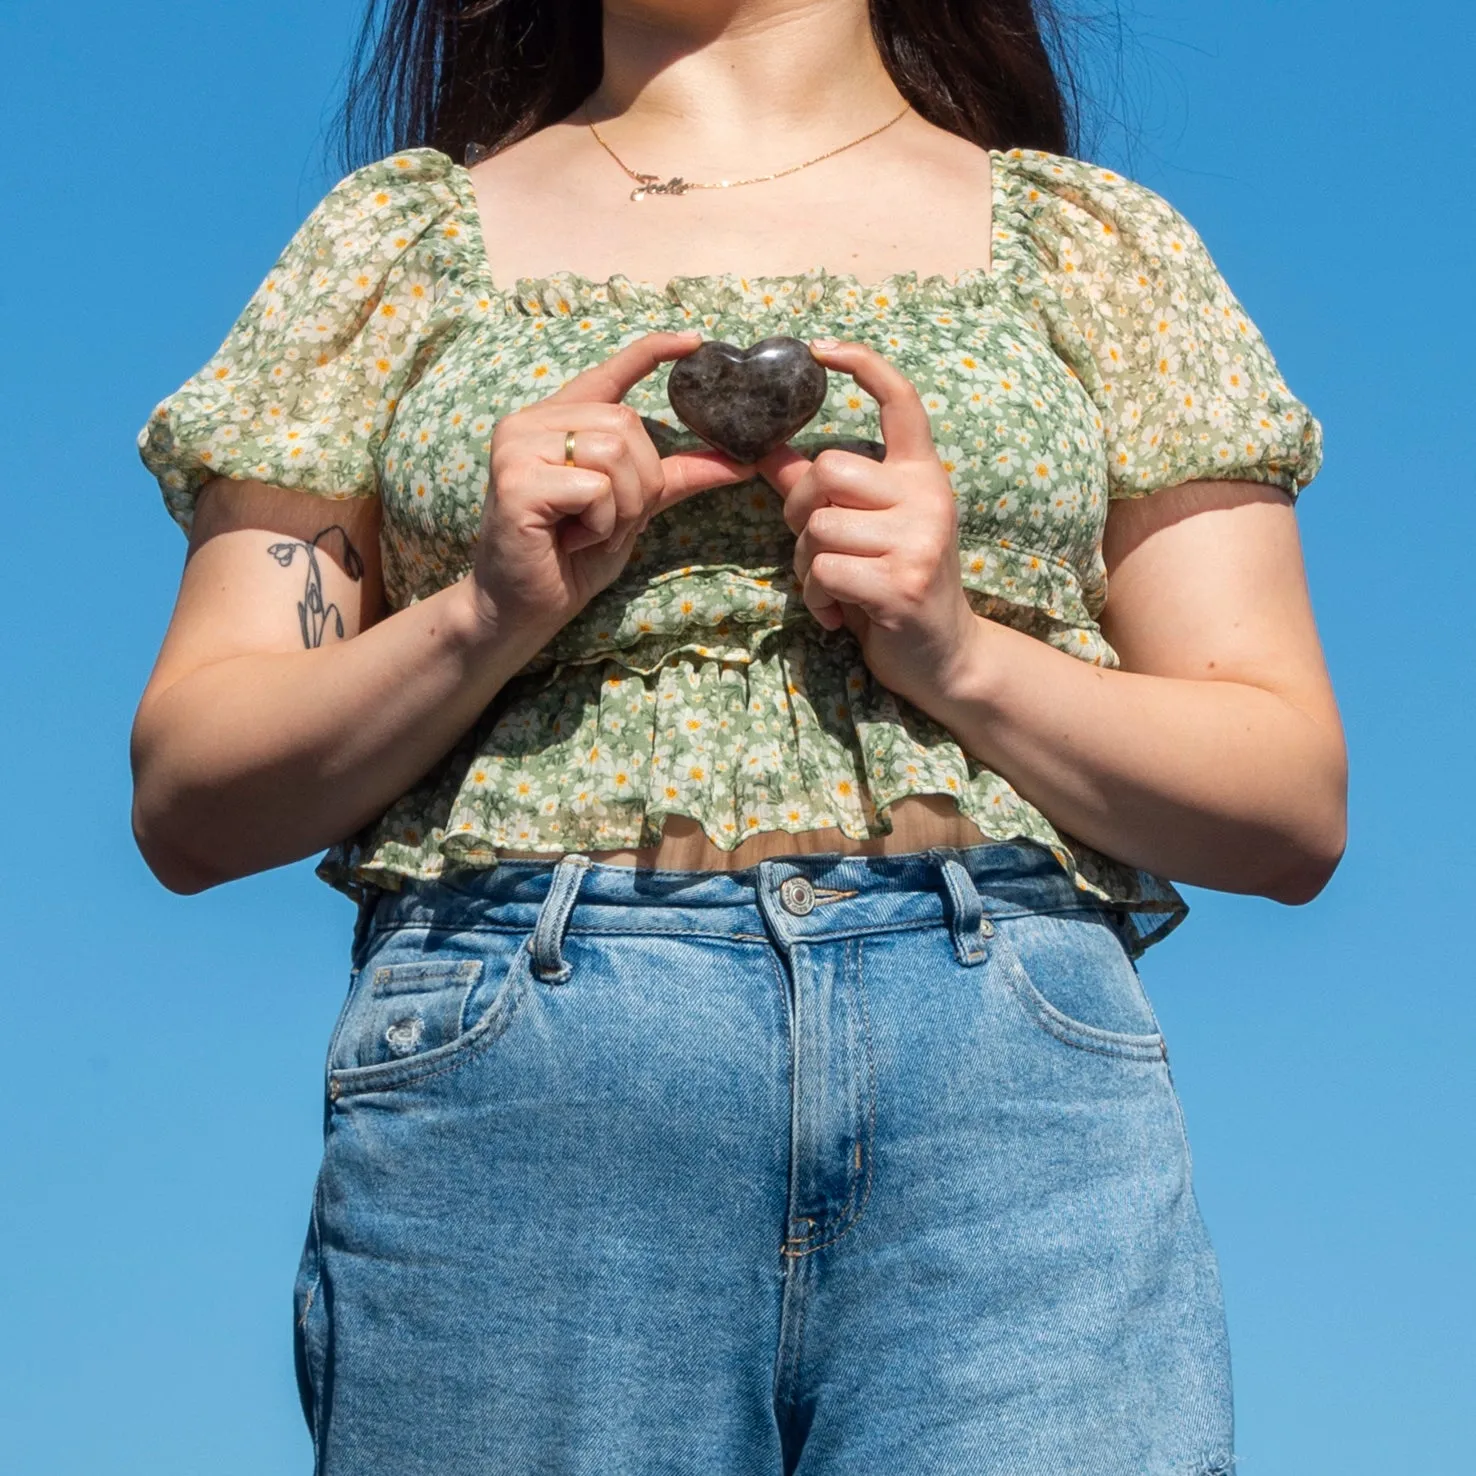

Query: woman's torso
[464,114,1005,871]
[348,144,1128,895]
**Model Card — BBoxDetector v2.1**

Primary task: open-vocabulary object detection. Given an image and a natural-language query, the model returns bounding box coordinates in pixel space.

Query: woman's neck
[589,0,908,167]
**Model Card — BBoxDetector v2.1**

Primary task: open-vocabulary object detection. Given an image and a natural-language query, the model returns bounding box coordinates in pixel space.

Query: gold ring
[564,430,577,467]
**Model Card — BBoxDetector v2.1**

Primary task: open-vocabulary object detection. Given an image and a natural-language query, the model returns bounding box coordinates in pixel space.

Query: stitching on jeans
[775,930,860,1255]
[782,937,877,1256]
[330,959,531,1099]
[1021,989,1166,1060]
[1163,1054,1197,1177]
[776,1255,812,1411]
[993,923,1166,1062]
[1016,985,1166,1061]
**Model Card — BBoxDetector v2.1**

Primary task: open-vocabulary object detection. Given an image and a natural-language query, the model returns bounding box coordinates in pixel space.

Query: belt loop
[529,853,592,983]
[930,847,994,966]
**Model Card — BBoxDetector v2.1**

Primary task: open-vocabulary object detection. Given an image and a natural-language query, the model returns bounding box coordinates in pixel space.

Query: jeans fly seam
[782,938,876,1257]
[774,1252,813,1416]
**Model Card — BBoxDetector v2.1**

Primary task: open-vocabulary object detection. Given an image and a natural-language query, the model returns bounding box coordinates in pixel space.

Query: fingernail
[810,337,841,350]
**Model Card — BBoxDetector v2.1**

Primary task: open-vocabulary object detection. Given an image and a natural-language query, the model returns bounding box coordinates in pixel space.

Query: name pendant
[630,174,691,202]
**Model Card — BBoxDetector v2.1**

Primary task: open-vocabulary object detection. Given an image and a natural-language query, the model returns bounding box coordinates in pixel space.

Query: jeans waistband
[351,839,1127,977]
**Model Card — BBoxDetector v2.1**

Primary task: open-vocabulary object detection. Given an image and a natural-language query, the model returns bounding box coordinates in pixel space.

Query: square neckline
[430,145,1013,306]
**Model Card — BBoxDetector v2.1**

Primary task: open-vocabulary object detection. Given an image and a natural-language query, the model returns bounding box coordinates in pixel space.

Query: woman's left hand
[756,338,983,711]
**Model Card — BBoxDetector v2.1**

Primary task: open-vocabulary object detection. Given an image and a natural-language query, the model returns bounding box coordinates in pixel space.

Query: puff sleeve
[136,151,462,535]
[1002,151,1323,501]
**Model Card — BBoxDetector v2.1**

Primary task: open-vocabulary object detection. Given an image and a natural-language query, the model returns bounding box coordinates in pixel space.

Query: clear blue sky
[2,2,1471,1472]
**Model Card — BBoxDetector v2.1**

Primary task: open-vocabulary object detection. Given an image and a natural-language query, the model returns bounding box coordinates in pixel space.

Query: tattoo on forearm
[266,525,366,649]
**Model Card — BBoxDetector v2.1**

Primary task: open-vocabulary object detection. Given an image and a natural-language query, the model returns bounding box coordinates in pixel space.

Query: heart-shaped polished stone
[667,336,829,463]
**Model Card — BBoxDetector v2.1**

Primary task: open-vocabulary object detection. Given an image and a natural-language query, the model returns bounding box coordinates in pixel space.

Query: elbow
[131,795,228,895]
[130,701,231,895]
[1262,758,1349,907]
[1263,826,1346,906]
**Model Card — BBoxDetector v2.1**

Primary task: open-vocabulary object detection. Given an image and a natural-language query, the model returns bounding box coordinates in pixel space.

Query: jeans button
[779,876,816,915]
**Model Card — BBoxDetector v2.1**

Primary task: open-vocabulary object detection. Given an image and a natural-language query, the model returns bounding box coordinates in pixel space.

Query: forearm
[131,577,554,892]
[931,616,1348,903]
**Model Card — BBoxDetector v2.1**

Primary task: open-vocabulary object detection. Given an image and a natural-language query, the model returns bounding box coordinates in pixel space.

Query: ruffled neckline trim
[410,144,1035,315]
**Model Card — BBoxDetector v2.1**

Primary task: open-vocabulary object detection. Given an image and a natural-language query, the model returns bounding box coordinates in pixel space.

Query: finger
[520,465,618,541]
[650,449,758,513]
[781,450,896,535]
[807,339,936,461]
[756,445,811,501]
[519,402,665,499]
[805,551,893,622]
[543,330,704,407]
[562,513,643,554]
[794,507,894,581]
[540,428,647,526]
[560,521,612,553]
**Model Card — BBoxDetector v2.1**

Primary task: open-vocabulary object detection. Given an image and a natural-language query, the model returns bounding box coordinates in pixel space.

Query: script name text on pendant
[630,174,691,201]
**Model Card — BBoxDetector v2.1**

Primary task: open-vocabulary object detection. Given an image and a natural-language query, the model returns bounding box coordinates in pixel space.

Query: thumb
[756,445,810,499]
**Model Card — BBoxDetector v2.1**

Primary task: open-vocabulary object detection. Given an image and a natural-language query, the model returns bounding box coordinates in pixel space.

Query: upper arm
[137,478,385,716]
[1098,478,1345,747]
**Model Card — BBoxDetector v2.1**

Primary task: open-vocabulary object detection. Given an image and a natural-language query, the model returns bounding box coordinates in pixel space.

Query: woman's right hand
[466,330,754,638]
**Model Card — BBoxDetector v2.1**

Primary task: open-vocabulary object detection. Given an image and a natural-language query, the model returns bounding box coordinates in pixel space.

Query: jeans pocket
[993,908,1167,1061]
[326,926,536,1099]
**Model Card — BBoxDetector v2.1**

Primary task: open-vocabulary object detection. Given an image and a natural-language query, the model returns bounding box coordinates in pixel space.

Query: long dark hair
[331,0,1090,176]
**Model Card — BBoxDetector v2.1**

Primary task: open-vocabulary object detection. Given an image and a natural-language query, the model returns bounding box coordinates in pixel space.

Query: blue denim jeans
[294,839,1233,1475]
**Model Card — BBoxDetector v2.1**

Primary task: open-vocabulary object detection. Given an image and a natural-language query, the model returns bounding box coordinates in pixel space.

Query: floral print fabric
[137,145,1322,955]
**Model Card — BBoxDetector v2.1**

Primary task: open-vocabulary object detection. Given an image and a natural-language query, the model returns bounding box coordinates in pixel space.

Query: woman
[131,0,1346,1471]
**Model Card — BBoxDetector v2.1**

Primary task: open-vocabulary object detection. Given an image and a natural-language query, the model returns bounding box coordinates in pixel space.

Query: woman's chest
[376,287,1110,613]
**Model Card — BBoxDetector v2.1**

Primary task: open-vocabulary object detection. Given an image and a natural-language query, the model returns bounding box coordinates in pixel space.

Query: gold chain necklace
[583,102,911,202]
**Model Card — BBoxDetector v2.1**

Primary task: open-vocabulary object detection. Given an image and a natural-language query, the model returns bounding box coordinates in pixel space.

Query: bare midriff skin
[493,794,993,870]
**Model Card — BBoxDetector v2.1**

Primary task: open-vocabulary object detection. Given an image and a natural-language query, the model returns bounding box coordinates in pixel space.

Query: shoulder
[135,148,475,529]
[281,147,474,279]
[991,147,1215,286]
[989,149,1322,500]
[992,147,1200,238]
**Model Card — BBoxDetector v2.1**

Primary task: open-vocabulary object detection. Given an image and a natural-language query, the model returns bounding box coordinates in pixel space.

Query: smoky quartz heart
[667,336,829,463]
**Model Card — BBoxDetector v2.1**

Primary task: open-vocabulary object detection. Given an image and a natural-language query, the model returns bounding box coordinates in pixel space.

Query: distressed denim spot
[384,1016,424,1056]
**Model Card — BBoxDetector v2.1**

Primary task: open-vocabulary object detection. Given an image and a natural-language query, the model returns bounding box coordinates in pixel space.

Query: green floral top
[137,144,1322,955]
